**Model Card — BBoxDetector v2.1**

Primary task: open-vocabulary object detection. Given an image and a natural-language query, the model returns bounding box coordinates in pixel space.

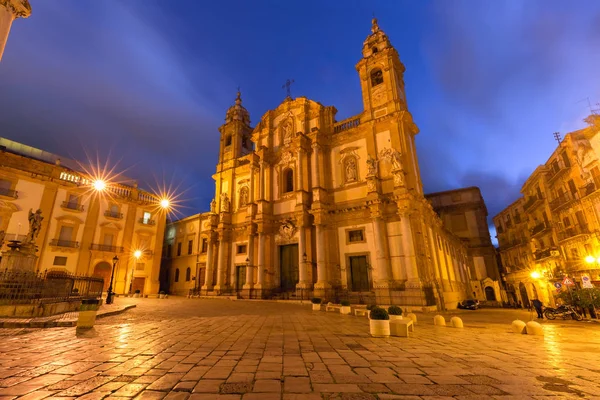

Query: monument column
[313,211,330,296]
[214,235,227,291]
[399,207,420,287]
[0,0,31,61]
[243,228,254,291]
[201,234,215,291]
[255,232,265,289]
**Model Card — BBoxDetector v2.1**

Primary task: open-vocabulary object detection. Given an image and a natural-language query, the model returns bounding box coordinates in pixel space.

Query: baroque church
[162,19,492,308]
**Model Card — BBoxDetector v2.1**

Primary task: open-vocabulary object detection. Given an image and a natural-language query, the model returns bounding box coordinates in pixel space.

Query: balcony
[546,160,569,183]
[534,247,560,261]
[530,221,548,236]
[90,244,124,253]
[50,239,79,248]
[104,210,123,219]
[558,224,590,242]
[0,187,18,199]
[503,238,527,249]
[61,201,84,212]
[523,194,544,212]
[138,218,155,226]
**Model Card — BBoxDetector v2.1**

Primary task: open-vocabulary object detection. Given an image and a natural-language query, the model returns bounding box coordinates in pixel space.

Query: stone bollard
[406,312,417,324]
[511,320,527,334]
[450,316,463,328]
[526,321,544,336]
[433,315,446,326]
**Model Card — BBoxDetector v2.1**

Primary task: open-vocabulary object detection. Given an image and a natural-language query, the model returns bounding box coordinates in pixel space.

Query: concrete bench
[325,302,342,312]
[390,319,414,337]
[354,307,369,317]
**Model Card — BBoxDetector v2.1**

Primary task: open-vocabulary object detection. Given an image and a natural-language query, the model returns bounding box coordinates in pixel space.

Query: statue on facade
[379,148,403,170]
[210,198,217,214]
[239,186,249,208]
[281,120,293,146]
[278,218,296,241]
[366,155,378,177]
[220,193,230,212]
[345,157,357,182]
[25,209,43,244]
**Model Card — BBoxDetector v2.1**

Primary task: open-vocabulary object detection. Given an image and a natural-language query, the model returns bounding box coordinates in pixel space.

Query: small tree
[557,288,600,309]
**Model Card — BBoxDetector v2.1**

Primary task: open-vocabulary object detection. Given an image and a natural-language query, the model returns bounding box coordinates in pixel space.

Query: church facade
[163,19,481,309]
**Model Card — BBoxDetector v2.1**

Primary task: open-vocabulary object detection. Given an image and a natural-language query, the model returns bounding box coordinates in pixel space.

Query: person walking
[532,298,544,319]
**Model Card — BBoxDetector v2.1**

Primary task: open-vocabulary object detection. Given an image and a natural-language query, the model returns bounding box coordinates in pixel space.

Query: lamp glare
[530,271,541,279]
[93,180,106,191]
[134,250,142,259]
[585,255,595,264]
[160,198,170,209]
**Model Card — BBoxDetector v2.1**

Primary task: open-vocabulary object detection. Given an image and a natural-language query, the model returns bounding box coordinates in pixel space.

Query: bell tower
[356,18,408,120]
[218,90,253,164]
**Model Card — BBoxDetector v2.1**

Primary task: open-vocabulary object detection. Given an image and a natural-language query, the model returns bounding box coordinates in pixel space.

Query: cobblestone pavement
[1,298,600,400]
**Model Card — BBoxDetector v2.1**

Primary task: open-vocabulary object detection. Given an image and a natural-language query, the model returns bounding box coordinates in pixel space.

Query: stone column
[201,235,214,291]
[259,161,265,200]
[372,216,391,283]
[296,224,310,289]
[0,0,31,62]
[312,143,321,187]
[400,210,420,287]
[313,224,330,293]
[243,233,254,289]
[297,148,303,192]
[255,232,265,288]
[214,236,227,291]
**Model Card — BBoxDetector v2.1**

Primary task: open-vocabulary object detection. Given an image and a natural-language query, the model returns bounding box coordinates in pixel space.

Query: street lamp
[303,252,307,262]
[92,179,107,192]
[106,255,119,304]
[130,250,142,294]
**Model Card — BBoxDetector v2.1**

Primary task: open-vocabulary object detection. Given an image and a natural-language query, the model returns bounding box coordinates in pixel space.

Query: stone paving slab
[0,298,599,399]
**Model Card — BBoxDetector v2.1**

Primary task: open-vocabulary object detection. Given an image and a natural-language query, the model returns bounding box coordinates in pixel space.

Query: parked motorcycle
[543,305,583,321]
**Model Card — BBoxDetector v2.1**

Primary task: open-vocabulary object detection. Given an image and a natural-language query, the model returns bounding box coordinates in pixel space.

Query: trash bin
[77,298,100,329]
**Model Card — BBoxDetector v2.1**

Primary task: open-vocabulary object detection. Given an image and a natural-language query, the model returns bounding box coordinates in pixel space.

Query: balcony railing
[50,239,79,248]
[104,210,123,219]
[0,187,18,198]
[530,222,548,236]
[546,160,569,182]
[523,194,544,211]
[90,244,124,253]
[333,117,361,133]
[61,201,84,212]
[534,247,559,261]
[558,224,589,242]
[138,218,155,225]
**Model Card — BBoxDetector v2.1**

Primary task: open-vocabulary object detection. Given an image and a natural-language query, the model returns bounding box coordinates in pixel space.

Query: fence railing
[90,243,124,253]
[0,269,104,305]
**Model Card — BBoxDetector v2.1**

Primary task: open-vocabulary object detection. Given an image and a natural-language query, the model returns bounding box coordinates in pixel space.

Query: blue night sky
[1,1,599,241]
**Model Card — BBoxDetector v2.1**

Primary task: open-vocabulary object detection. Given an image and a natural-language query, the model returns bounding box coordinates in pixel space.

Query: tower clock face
[372,85,387,107]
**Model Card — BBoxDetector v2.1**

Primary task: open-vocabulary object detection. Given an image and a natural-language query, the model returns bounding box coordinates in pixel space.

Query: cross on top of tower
[282,79,294,99]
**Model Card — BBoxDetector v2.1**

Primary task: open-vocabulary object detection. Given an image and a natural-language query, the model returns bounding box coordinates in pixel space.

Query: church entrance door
[236,266,246,293]
[279,244,299,292]
[349,255,370,292]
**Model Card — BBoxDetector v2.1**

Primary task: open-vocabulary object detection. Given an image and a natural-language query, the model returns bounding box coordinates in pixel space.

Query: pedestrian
[532,298,543,319]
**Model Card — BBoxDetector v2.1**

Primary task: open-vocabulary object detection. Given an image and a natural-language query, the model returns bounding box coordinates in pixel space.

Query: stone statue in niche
[345,157,357,182]
[25,209,43,244]
[238,186,249,208]
[220,193,230,212]
[281,120,293,146]
[366,155,378,177]
[210,198,216,214]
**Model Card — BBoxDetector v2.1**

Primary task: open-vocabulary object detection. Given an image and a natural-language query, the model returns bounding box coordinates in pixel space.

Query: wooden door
[132,277,145,294]
[349,256,370,292]
[279,244,299,291]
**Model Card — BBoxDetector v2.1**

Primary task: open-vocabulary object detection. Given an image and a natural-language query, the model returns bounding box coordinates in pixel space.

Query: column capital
[1,0,31,18]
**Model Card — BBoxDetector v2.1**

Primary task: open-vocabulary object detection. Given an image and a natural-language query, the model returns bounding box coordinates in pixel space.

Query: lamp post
[106,255,119,304]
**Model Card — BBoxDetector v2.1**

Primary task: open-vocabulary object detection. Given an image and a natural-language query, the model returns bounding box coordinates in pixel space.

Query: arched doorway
[484,286,496,301]
[519,282,529,307]
[531,283,539,300]
[93,262,112,291]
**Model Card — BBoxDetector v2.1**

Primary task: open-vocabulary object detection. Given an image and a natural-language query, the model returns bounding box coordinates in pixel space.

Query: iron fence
[0,269,104,305]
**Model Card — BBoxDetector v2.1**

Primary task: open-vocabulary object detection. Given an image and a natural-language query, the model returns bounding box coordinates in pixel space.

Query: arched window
[370,68,383,87]
[174,268,180,282]
[225,135,232,147]
[371,46,378,54]
[239,186,249,208]
[185,267,191,282]
[283,168,294,193]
